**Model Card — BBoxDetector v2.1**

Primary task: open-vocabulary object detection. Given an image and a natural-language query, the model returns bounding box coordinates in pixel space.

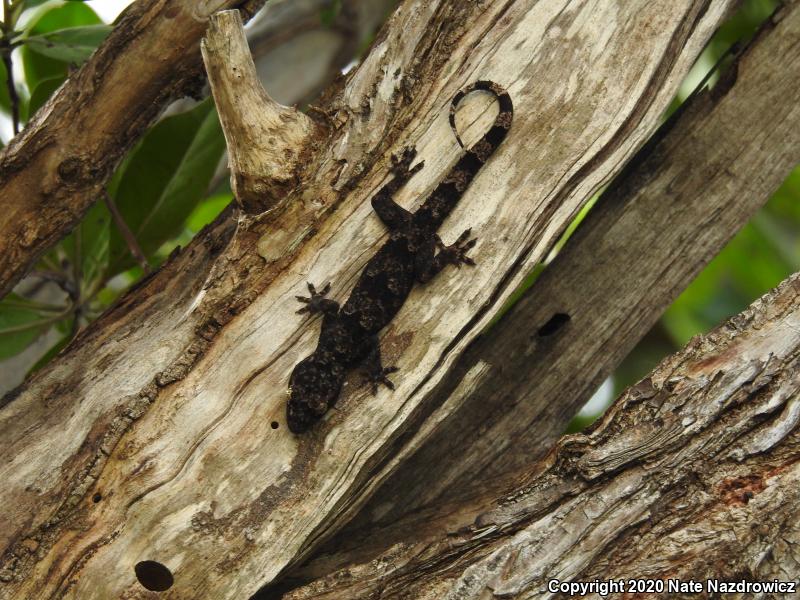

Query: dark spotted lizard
[287,80,513,433]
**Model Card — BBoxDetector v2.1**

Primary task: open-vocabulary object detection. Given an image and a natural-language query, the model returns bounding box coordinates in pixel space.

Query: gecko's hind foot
[363,365,399,395]
[436,228,478,267]
[296,281,338,315]
[390,146,424,180]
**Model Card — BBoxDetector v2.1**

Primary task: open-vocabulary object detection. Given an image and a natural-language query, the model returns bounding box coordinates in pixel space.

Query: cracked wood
[0,1,739,598]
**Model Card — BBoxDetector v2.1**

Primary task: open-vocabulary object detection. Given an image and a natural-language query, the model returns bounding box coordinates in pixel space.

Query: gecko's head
[286,356,342,434]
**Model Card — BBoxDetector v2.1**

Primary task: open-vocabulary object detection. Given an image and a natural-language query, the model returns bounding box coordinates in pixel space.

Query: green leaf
[0,294,56,360]
[25,24,111,63]
[185,193,234,233]
[59,200,111,297]
[20,2,102,91]
[22,0,57,9]
[26,75,65,120]
[26,1,101,30]
[107,100,226,276]
[0,58,11,115]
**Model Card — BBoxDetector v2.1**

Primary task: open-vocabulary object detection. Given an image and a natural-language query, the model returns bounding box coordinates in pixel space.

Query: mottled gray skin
[288,81,513,433]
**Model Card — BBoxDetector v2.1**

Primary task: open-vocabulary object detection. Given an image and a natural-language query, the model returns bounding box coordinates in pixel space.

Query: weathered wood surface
[202,11,319,212]
[0,0,398,300]
[0,0,399,391]
[284,271,800,599]
[0,0,268,300]
[0,0,739,598]
[298,0,800,567]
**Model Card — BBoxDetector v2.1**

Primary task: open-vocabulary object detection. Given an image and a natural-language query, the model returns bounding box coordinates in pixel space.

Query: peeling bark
[283,270,800,600]
[0,0,399,298]
[274,2,800,591]
[0,0,268,300]
[0,0,399,390]
[0,0,759,598]
[310,0,800,547]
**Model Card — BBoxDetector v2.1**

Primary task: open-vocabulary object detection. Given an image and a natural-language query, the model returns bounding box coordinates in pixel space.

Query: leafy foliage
[0,294,63,360]
[25,24,111,62]
[0,0,796,407]
[20,1,103,94]
[0,1,230,379]
[107,99,225,275]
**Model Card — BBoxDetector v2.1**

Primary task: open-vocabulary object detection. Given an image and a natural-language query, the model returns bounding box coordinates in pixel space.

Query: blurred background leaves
[0,0,797,409]
[0,0,234,386]
[576,0,795,424]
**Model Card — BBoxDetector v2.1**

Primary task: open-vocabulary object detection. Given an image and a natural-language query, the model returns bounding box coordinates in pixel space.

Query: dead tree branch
[284,271,800,599]
[302,0,800,563]
[202,10,319,213]
[0,0,748,597]
[0,0,267,299]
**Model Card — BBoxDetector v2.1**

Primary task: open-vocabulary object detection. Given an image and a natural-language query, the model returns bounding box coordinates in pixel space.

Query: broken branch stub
[202,10,318,213]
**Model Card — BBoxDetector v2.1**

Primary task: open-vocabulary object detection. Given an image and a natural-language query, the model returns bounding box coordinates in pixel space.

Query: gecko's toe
[456,228,473,243]
[296,281,337,316]
[390,146,421,178]
[439,230,478,268]
[363,365,398,394]
[399,146,417,162]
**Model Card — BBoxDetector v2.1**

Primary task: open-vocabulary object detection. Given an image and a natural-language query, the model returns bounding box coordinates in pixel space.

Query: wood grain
[0,0,268,299]
[285,271,800,600]
[327,0,800,534]
[202,10,319,213]
[281,3,800,591]
[0,0,739,597]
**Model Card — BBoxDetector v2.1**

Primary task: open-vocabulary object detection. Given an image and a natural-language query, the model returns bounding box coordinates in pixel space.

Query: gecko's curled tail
[448,80,513,151]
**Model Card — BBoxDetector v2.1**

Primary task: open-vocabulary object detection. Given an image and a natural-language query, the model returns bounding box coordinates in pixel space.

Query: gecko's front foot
[296,282,339,315]
[363,365,399,395]
[436,228,477,267]
[391,146,424,181]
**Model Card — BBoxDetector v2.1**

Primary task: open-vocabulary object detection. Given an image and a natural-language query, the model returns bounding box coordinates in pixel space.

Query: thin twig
[69,224,83,338]
[0,307,74,335]
[28,270,78,300]
[102,190,151,273]
[1,0,20,135]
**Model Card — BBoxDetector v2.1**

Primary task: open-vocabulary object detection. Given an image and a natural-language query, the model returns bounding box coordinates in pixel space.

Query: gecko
[287,80,513,434]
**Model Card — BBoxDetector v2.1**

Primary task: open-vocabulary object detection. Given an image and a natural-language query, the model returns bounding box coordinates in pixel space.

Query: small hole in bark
[538,313,570,337]
[135,561,174,592]
[271,421,279,429]
[92,492,102,503]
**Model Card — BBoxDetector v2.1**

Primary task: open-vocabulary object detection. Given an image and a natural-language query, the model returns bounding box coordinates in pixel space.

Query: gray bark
[3,0,794,598]
[284,271,800,599]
